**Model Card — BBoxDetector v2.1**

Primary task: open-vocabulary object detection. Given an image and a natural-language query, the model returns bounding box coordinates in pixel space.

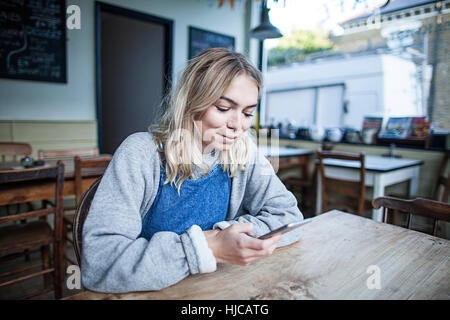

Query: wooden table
[316,155,424,221]
[65,210,449,300]
[259,146,313,176]
[0,157,108,206]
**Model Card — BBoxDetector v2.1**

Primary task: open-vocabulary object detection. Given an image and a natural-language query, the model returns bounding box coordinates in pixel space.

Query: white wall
[0,0,257,121]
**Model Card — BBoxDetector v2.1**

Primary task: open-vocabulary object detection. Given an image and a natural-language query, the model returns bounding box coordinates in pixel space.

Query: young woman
[81,48,304,293]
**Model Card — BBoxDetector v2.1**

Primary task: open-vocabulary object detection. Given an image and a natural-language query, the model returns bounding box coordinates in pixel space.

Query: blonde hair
[150,48,262,191]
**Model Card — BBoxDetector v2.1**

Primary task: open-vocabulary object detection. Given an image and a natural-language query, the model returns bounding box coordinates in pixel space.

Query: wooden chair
[390,151,448,202]
[73,177,102,266]
[387,151,449,227]
[37,147,109,266]
[0,162,65,299]
[372,196,450,237]
[317,150,370,216]
[0,142,32,163]
[63,156,111,265]
[38,147,100,210]
[282,143,335,217]
[432,151,449,203]
[282,166,316,218]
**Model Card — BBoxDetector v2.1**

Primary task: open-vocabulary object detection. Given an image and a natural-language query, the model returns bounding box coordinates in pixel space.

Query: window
[266,0,449,131]
[265,84,345,129]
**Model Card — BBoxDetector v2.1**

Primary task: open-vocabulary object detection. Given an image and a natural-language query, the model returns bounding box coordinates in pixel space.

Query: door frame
[95,1,173,152]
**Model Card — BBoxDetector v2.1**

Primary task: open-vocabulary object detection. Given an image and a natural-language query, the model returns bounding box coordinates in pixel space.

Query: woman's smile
[221,134,238,144]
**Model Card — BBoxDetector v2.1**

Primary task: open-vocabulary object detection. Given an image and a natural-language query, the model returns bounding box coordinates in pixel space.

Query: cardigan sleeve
[81,133,216,293]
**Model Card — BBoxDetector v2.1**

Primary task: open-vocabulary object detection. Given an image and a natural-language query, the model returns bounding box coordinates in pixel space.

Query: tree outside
[268,28,335,66]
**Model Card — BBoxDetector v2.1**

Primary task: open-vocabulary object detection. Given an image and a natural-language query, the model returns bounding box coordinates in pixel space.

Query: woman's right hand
[204,223,282,266]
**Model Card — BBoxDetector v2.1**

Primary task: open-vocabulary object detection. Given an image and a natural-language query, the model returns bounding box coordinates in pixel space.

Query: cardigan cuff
[181,225,217,274]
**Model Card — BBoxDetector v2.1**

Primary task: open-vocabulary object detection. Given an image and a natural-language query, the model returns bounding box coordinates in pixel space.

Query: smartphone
[258,218,312,240]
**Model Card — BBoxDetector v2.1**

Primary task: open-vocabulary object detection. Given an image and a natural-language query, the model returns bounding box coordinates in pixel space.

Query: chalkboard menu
[188,26,235,59]
[0,0,67,83]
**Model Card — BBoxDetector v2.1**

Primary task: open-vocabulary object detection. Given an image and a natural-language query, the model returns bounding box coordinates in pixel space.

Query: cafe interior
[0,0,449,300]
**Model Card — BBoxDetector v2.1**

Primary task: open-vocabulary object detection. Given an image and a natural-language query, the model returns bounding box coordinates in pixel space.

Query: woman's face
[199,73,259,153]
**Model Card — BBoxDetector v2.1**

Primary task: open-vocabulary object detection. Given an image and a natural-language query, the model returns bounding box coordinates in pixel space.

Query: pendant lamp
[250,0,283,40]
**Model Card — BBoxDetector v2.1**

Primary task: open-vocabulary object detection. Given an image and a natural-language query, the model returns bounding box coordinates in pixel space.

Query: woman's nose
[227,111,242,130]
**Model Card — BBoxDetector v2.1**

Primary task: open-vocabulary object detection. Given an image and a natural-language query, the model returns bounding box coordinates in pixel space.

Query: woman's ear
[193,112,202,121]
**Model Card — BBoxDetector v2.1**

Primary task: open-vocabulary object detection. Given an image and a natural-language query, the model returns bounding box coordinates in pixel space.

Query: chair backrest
[372,196,450,237]
[38,147,99,160]
[317,150,366,216]
[74,155,112,204]
[432,151,449,203]
[73,177,101,266]
[0,162,65,238]
[321,142,335,151]
[0,142,32,163]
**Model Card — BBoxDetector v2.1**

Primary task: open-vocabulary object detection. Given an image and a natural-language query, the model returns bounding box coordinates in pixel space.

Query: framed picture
[188,26,235,59]
[378,117,412,139]
[362,117,383,131]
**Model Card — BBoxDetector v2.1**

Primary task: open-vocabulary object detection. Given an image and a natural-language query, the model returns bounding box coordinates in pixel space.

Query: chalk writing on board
[0,0,67,83]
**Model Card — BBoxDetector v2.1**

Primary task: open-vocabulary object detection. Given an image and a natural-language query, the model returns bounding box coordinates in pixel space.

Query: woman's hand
[203,223,282,266]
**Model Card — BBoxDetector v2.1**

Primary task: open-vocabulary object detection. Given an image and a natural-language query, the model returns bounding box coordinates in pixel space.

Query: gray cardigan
[81,132,304,293]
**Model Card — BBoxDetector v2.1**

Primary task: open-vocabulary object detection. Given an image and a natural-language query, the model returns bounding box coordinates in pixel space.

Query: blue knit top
[139,160,231,240]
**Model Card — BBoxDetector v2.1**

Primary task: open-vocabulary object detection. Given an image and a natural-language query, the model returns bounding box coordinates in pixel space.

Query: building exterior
[333,0,450,131]
[264,50,425,130]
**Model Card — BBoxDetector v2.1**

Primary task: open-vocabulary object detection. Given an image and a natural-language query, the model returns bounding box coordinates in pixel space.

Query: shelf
[375,136,431,149]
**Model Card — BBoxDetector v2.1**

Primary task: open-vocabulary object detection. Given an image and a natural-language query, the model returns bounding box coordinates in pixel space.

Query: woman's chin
[202,137,237,152]
[212,144,230,152]
[212,141,234,152]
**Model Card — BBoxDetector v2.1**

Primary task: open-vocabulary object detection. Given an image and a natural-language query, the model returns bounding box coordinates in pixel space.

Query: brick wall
[425,14,450,130]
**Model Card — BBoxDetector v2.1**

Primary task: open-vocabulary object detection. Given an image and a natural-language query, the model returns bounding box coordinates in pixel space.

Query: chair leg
[392,209,399,226]
[439,222,446,239]
[322,192,328,214]
[301,187,315,218]
[432,218,438,237]
[41,245,50,289]
[53,241,63,299]
[62,221,68,270]
[358,201,364,216]
[17,204,31,262]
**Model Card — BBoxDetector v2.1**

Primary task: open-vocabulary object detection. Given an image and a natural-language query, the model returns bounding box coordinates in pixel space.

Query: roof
[342,0,439,24]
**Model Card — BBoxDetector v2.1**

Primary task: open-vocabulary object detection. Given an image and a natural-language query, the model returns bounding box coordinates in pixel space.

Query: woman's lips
[221,134,237,144]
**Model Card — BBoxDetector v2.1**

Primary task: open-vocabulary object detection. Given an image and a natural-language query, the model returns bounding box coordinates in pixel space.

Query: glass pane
[316,85,344,128]
[264,0,449,134]
[265,89,315,127]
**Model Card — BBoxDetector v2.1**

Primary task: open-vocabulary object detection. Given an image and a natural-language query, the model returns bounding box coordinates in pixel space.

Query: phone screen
[258,218,312,240]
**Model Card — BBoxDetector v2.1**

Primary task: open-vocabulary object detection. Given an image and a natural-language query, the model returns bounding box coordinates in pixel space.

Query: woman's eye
[215,106,229,112]
[244,113,254,118]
